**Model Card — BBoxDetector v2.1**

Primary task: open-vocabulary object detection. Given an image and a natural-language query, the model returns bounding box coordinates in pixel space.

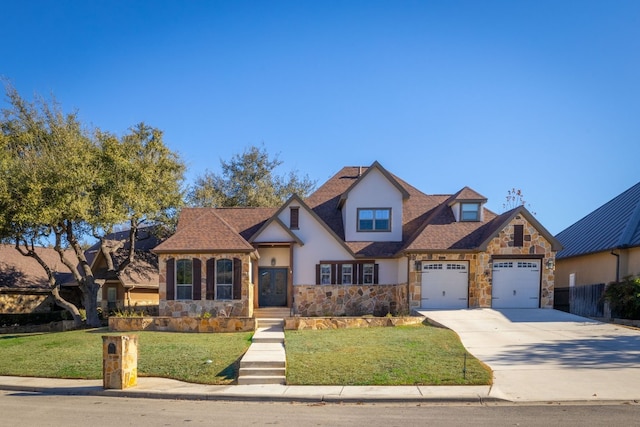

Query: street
[2,391,639,426]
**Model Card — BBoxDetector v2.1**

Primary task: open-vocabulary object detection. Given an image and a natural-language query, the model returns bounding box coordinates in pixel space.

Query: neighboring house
[0,244,77,313]
[86,227,161,313]
[154,161,561,318]
[555,181,640,296]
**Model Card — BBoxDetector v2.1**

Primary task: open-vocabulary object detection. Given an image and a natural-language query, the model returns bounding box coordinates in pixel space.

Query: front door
[258,267,288,307]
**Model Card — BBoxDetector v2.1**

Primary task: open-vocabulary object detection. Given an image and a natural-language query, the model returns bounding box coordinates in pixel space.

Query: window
[316,261,379,285]
[320,264,331,284]
[362,263,374,284]
[176,259,193,300]
[341,264,353,284]
[461,203,480,221]
[290,206,299,229]
[216,259,233,300]
[357,208,391,231]
[514,224,524,247]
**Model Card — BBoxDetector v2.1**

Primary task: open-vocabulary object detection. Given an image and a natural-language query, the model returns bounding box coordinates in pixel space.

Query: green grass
[285,324,492,385]
[0,324,491,386]
[0,328,253,384]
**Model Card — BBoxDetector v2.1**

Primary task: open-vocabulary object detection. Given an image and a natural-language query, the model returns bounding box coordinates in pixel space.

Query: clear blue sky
[2,1,639,235]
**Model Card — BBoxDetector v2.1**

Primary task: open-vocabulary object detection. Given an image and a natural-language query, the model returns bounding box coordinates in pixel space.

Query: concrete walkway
[238,318,286,385]
[418,308,640,402]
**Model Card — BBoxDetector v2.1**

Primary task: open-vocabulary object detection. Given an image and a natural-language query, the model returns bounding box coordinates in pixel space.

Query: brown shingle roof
[162,163,557,258]
[154,209,256,253]
[0,244,75,290]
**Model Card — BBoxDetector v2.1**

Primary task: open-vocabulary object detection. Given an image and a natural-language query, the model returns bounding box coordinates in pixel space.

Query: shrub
[603,276,640,319]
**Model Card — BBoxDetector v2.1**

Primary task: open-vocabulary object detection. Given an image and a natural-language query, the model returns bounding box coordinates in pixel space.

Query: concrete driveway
[417,308,640,402]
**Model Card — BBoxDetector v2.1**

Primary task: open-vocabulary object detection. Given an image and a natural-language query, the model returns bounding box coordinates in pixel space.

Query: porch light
[271,257,276,266]
[414,260,422,271]
[545,258,555,270]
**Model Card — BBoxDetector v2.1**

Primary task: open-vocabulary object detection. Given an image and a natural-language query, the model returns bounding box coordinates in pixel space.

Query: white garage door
[421,262,468,309]
[492,260,540,308]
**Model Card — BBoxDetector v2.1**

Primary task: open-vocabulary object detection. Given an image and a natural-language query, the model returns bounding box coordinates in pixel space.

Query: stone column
[102,335,138,389]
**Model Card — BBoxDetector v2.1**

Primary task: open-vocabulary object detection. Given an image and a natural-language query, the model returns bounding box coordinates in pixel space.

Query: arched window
[176,259,193,300]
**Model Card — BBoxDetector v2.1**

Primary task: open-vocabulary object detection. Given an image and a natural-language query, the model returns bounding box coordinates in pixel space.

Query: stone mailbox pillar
[102,335,138,389]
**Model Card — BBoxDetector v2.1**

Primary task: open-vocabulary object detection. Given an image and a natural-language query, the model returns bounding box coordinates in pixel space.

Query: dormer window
[357,208,391,231]
[461,203,480,221]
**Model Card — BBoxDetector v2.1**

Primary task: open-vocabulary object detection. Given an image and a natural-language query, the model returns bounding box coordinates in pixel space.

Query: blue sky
[2,1,639,234]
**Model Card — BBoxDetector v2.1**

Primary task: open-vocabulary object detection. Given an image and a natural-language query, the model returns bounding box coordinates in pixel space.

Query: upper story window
[290,206,299,229]
[216,258,233,300]
[176,259,193,300]
[461,203,480,221]
[357,208,391,231]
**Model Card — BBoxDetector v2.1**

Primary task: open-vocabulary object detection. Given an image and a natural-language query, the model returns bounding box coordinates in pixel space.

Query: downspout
[610,250,620,283]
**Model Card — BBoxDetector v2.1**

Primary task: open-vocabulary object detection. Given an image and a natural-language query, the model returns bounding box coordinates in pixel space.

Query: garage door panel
[421,262,468,309]
[492,260,540,308]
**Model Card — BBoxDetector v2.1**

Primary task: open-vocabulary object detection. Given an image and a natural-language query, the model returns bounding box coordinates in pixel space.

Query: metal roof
[555,182,640,259]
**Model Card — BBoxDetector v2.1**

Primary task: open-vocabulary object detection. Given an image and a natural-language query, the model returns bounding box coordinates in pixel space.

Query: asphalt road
[2,391,640,426]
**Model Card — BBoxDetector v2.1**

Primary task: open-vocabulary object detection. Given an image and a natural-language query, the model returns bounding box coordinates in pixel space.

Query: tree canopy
[0,82,185,326]
[187,145,316,208]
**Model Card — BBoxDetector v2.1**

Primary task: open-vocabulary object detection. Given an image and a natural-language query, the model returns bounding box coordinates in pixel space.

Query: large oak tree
[187,144,316,207]
[0,83,185,327]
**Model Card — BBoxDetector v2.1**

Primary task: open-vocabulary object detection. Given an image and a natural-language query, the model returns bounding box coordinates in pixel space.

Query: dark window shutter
[331,264,337,284]
[206,258,215,300]
[233,258,242,300]
[166,258,175,300]
[374,263,379,284]
[290,207,299,229]
[315,264,320,284]
[337,264,343,285]
[192,258,202,300]
[356,263,363,284]
[514,224,524,247]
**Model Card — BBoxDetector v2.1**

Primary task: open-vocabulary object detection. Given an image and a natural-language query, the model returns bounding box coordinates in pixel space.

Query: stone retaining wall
[293,284,408,317]
[109,316,255,333]
[285,316,425,330]
[0,320,76,334]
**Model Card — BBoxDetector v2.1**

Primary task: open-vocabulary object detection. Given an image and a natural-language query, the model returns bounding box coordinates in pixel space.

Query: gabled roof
[337,161,410,209]
[86,226,161,288]
[162,162,560,259]
[0,244,74,290]
[556,181,640,259]
[153,209,256,253]
[448,186,488,205]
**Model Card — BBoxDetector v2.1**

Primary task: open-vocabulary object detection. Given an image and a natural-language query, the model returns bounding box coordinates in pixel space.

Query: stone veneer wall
[285,316,424,330]
[157,253,253,318]
[293,284,408,317]
[109,316,255,333]
[409,215,556,309]
[0,292,52,313]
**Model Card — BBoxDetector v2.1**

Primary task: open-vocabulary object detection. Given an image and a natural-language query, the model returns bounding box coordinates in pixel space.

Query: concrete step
[237,375,286,385]
[239,366,286,377]
[252,329,285,344]
[256,318,284,328]
[254,307,290,319]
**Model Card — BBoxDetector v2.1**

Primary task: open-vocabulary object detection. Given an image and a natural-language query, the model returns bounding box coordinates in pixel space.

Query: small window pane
[176,259,193,285]
[461,203,480,221]
[320,264,331,284]
[363,264,374,284]
[216,284,232,300]
[216,259,233,285]
[342,264,352,285]
[177,284,192,300]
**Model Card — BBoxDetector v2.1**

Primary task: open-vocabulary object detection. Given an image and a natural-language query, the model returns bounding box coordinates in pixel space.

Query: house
[555,181,640,312]
[85,227,162,313]
[0,244,78,313]
[153,161,561,318]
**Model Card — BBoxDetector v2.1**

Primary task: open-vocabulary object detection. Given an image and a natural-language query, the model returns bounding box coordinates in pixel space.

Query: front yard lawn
[0,328,252,385]
[0,323,491,386]
[285,324,492,385]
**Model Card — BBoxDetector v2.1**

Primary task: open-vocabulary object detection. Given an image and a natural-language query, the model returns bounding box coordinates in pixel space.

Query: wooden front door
[258,267,288,307]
